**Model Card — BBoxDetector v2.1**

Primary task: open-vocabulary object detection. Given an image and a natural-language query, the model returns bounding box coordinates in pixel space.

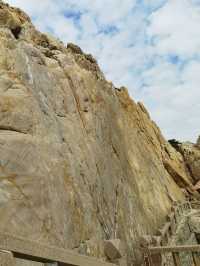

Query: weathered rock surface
[0,1,197,265]
[179,140,200,183]
[169,137,200,187]
[197,136,200,146]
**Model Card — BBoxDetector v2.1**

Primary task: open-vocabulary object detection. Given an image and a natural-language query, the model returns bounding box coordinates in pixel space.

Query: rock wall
[0,1,197,265]
[179,140,200,183]
[169,137,200,186]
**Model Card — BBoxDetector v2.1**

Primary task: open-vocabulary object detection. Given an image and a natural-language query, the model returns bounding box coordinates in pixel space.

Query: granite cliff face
[169,138,200,190]
[0,2,198,265]
[179,141,200,183]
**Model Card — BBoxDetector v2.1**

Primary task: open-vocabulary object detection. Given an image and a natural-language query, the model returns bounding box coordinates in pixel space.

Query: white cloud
[141,0,200,141]
[140,58,200,141]
[148,0,200,58]
[4,0,200,142]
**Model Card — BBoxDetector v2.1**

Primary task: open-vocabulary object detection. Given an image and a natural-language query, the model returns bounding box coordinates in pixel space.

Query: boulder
[104,239,124,260]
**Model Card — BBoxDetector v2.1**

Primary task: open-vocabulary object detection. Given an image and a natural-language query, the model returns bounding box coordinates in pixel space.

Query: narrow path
[141,201,200,266]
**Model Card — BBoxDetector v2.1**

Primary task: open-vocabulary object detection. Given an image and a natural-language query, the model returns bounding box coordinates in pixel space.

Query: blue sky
[6,0,200,142]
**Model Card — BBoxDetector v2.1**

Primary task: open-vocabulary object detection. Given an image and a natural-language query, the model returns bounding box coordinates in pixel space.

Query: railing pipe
[149,245,200,254]
[172,252,181,266]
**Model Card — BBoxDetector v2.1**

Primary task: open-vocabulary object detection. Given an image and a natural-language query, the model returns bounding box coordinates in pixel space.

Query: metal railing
[141,201,200,266]
[143,244,200,266]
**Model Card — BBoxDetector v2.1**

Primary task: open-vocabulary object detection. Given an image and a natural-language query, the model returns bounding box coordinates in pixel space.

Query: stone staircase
[141,201,200,266]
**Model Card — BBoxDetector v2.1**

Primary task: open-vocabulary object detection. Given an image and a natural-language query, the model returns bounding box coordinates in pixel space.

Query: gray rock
[104,239,123,260]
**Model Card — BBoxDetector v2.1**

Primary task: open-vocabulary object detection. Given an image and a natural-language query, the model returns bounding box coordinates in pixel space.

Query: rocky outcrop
[169,137,200,187]
[197,136,200,146]
[179,142,200,183]
[0,1,197,265]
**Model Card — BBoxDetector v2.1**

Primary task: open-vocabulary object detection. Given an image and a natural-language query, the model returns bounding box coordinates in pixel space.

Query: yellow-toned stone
[0,1,197,265]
